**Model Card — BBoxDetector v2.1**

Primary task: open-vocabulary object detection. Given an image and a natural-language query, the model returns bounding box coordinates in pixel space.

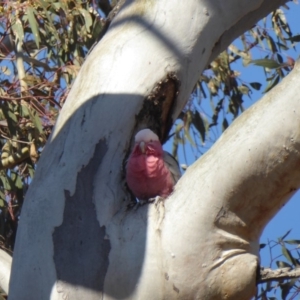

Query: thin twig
[0,129,32,145]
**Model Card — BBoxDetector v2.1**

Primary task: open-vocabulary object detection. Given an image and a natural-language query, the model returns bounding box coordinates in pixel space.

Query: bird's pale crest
[135,129,159,143]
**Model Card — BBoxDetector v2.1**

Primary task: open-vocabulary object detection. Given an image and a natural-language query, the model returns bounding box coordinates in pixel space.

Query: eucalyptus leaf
[27,7,40,48]
[251,59,280,69]
[250,82,262,90]
[79,9,92,33]
[12,18,24,45]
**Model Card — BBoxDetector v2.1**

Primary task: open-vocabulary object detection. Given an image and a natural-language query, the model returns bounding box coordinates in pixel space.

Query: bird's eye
[150,139,153,142]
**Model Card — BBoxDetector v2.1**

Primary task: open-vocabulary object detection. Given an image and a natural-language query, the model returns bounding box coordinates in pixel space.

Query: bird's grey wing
[163,151,181,184]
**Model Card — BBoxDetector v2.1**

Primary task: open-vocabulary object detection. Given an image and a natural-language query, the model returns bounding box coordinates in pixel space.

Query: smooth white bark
[102,61,300,300]
[158,61,300,299]
[0,249,12,294]
[9,0,291,299]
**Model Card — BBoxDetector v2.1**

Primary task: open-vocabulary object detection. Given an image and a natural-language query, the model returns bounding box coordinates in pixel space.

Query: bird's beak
[139,141,146,153]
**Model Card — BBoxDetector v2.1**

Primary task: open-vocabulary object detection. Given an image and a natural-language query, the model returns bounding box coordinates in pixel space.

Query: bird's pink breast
[126,142,174,200]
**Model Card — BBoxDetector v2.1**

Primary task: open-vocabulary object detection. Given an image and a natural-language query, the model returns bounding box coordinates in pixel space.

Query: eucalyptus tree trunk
[9,0,294,299]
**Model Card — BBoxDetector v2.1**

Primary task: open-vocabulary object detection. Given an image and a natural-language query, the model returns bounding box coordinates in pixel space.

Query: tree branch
[88,0,125,54]
[15,38,27,93]
[258,267,300,283]
[208,0,288,66]
[0,34,14,55]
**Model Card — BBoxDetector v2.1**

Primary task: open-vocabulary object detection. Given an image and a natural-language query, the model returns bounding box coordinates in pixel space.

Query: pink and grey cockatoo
[126,128,181,202]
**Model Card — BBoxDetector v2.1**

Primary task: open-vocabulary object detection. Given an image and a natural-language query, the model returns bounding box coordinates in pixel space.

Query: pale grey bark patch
[53,140,110,296]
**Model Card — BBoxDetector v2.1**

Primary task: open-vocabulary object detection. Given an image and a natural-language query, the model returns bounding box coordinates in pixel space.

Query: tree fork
[9,1,293,300]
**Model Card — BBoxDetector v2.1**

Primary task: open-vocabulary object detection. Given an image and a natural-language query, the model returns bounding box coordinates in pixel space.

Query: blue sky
[165,2,300,269]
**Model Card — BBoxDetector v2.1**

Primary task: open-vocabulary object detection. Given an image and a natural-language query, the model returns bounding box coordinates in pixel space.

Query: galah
[126,128,181,201]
